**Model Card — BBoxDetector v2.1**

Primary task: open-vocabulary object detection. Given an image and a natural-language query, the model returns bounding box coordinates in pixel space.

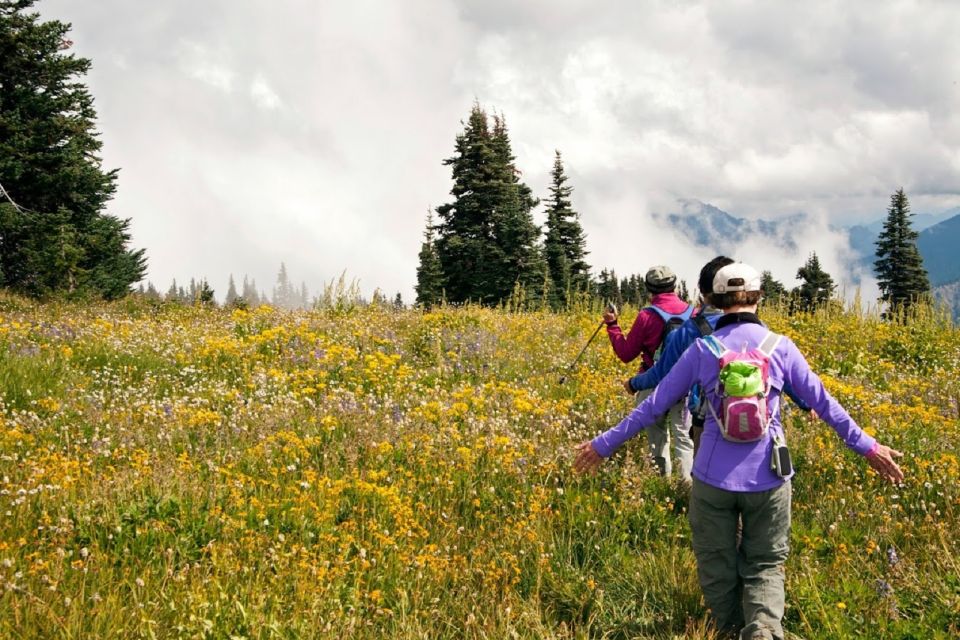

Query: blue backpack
[645,303,694,360]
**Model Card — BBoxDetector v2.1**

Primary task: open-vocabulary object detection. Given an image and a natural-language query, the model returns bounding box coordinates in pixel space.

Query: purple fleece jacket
[592,320,877,492]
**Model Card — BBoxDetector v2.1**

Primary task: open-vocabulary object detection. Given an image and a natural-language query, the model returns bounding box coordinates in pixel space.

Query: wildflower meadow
[0,294,957,639]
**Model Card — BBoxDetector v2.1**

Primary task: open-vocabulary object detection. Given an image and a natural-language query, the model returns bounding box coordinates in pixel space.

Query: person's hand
[806,409,819,422]
[623,379,636,396]
[573,441,604,475]
[602,309,618,324]
[866,444,904,484]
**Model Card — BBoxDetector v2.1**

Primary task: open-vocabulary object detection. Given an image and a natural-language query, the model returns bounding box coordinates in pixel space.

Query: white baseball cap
[712,263,762,293]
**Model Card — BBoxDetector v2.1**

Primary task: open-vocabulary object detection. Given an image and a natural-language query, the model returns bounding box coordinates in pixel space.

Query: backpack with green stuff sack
[702,331,782,443]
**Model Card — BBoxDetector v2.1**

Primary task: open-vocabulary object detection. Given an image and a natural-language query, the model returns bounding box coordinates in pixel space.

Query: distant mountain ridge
[657,200,960,294]
[655,199,807,256]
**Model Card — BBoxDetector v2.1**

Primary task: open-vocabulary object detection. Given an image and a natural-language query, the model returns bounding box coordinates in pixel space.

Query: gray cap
[645,265,677,290]
[712,263,762,293]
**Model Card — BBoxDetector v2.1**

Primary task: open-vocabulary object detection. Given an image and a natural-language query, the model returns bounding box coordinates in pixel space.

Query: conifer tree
[225,275,239,306]
[874,188,930,310]
[242,276,260,307]
[596,269,622,306]
[166,280,177,302]
[490,114,545,304]
[435,104,499,303]
[299,282,309,309]
[197,279,215,306]
[795,252,835,310]
[760,270,787,304]
[415,211,444,308]
[273,262,296,309]
[434,104,542,305]
[543,150,590,308]
[0,1,146,298]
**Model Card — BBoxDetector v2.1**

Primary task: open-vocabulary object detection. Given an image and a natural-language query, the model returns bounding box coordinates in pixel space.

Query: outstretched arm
[781,338,904,483]
[627,321,697,392]
[576,341,700,472]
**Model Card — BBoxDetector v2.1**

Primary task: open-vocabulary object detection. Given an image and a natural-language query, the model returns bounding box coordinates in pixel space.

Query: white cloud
[37,0,960,302]
[250,76,282,110]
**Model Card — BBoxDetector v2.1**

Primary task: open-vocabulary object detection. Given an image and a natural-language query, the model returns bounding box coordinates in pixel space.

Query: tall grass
[0,294,956,638]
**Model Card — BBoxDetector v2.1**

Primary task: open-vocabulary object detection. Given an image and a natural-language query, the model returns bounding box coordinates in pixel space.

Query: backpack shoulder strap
[702,334,727,358]
[693,314,713,337]
[645,303,693,323]
[758,332,782,357]
[644,304,670,323]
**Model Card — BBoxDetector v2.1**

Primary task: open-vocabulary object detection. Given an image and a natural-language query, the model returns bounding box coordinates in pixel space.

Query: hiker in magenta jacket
[603,265,694,479]
[576,262,904,640]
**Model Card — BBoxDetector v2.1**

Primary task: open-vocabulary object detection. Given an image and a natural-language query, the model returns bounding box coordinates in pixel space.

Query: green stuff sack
[719,361,764,397]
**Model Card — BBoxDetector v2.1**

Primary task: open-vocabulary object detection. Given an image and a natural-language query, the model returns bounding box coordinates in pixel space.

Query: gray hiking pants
[636,389,693,481]
[689,478,792,640]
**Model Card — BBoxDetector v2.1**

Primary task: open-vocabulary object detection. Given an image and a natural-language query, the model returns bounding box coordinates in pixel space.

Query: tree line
[417,103,931,313]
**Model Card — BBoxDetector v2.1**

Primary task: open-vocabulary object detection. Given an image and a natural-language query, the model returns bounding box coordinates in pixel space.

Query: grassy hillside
[0,295,957,639]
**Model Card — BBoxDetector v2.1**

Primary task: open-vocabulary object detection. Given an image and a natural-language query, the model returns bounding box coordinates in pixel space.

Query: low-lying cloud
[38,0,960,302]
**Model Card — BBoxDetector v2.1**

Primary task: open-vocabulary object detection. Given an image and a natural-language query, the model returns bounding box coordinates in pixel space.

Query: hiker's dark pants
[689,478,791,640]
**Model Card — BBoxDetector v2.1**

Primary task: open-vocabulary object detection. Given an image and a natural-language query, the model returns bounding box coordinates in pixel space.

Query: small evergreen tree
[197,279,215,306]
[415,211,444,308]
[760,270,787,304]
[273,262,296,309]
[596,269,622,306]
[795,252,835,310]
[225,275,239,306]
[543,150,590,308]
[874,188,930,310]
[678,279,690,303]
[166,279,180,303]
[241,276,260,307]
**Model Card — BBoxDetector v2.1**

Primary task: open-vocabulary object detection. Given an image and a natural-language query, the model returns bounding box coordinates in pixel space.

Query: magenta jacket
[606,293,690,372]
[592,317,877,492]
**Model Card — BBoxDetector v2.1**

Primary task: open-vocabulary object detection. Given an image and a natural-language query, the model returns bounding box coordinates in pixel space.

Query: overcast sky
[39,0,960,303]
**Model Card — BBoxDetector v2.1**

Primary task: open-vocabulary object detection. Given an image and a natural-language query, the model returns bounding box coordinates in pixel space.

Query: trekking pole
[558,303,617,385]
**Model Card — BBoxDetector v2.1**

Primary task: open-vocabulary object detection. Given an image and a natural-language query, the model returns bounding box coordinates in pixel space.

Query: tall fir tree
[434,104,542,305]
[543,150,590,308]
[434,104,499,303]
[415,211,444,308]
[795,252,835,310]
[490,114,545,304]
[0,1,146,298]
[874,188,930,310]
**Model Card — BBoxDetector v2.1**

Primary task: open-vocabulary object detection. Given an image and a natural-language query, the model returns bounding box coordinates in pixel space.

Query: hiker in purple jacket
[603,265,694,480]
[575,262,904,640]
